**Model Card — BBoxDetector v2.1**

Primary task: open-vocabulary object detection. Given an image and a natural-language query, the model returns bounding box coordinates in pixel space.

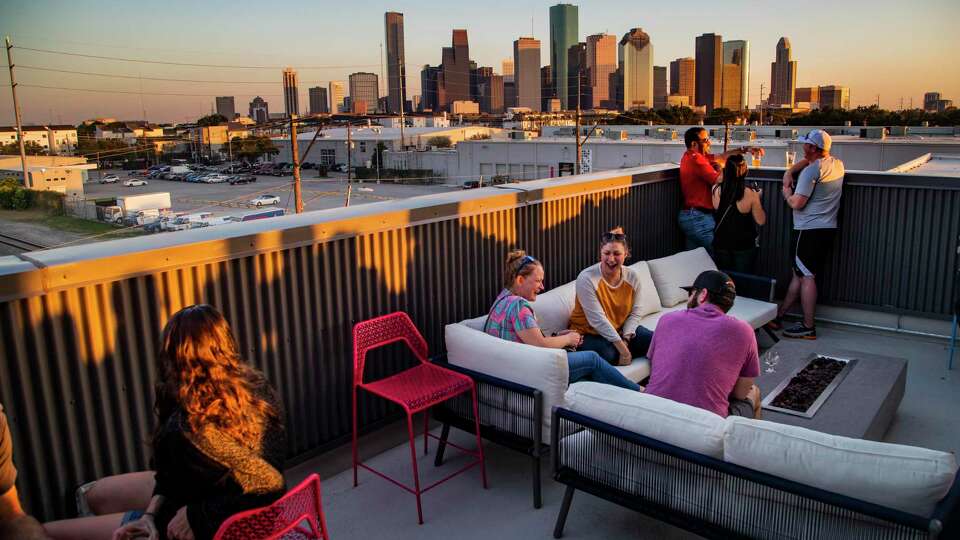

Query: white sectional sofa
[434,247,777,509]
[552,382,960,539]
[444,247,777,441]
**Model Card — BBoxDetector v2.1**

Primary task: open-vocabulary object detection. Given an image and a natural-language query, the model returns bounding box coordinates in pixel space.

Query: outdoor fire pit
[761,354,859,418]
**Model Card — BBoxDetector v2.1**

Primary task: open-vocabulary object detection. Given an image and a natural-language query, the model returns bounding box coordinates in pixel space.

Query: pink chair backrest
[352,312,429,385]
[213,473,328,540]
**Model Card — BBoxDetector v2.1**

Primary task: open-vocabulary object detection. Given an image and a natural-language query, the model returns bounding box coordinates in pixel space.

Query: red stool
[352,312,487,524]
[213,473,330,540]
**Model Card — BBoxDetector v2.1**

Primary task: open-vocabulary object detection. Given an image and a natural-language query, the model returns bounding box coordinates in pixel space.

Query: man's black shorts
[792,228,836,278]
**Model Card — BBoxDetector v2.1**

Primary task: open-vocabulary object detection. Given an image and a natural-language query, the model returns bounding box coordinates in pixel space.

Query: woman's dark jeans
[713,247,758,274]
[579,327,654,365]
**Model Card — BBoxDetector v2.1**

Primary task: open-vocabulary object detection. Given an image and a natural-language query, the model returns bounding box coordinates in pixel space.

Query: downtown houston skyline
[2,0,958,124]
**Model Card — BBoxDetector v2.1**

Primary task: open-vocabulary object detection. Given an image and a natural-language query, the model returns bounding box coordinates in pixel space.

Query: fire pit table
[755,339,906,441]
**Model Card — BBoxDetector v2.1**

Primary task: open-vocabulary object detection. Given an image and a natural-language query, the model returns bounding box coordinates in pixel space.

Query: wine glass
[763,351,780,373]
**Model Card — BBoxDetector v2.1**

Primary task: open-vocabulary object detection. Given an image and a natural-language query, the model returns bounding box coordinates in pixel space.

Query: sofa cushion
[529,281,577,335]
[626,261,661,317]
[565,382,726,459]
[726,296,777,329]
[724,417,959,516]
[614,358,650,383]
[445,322,569,442]
[637,304,686,332]
[647,248,718,307]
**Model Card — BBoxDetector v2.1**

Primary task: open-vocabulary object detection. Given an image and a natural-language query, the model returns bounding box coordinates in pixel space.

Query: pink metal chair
[213,473,330,540]
[352,312,487,524]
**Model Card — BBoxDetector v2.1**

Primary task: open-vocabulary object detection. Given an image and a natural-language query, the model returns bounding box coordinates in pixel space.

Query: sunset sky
[2,0,958,124]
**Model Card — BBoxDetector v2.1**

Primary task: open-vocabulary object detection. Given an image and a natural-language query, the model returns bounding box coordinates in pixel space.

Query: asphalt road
[85,170,461,217]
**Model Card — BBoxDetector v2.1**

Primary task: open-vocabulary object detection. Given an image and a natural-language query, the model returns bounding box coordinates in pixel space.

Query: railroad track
[0,233,49,253]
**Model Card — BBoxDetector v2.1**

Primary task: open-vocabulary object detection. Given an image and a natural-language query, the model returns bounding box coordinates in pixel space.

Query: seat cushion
[726,296,777,329]
[614,357,650,383]
[529,281,577,335]
[724,417,959,516]
[647,248,718,308]
[626,261,662,317]
[565,381,726,459]
[637,304,686,332]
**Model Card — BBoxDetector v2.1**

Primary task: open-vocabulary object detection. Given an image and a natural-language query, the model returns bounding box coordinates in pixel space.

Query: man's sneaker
[765,316,783,331]
[783,323,816,339]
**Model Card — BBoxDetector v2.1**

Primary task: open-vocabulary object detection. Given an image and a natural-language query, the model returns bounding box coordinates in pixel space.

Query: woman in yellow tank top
[568,228,654,366]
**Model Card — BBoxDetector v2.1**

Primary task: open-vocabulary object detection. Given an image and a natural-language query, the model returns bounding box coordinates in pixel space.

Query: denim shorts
[121,510,145,525]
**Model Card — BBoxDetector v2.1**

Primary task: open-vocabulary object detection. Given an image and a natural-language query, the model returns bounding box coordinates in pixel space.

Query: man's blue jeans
[566,350,640,391]
[678,208,716,252]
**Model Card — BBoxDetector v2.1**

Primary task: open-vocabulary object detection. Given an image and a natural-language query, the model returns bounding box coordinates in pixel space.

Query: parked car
[250,194,280,207]
[204,174,230,184]
[462,180,480,189]
[229,175,257,185]
[301,162,315,170]
[100,174,120,184]
[123,179,148,187]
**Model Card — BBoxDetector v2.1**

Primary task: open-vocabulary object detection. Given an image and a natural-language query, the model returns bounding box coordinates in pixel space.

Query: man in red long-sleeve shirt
[679,127,764,252]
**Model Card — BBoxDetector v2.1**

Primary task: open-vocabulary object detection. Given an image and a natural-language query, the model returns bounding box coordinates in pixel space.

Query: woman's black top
[151,380,286,540]
[714,198,758,251]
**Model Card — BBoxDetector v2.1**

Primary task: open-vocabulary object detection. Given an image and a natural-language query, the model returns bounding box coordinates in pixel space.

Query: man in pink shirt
[643,270,761,418]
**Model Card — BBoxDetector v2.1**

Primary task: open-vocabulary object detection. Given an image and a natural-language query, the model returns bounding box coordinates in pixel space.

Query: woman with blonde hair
[568,228,654,366]
[45,304,286,540]
[484,250,640,390]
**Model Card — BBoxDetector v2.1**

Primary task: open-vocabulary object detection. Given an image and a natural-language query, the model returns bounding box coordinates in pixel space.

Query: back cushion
[724,417,959,516]
[626,261,662,317]
[647,248,718,307]
[566,382,726,458]
[530,280,577,335]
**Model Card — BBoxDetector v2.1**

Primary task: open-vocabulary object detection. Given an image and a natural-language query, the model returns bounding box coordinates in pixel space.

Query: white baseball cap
[798,129,832,152]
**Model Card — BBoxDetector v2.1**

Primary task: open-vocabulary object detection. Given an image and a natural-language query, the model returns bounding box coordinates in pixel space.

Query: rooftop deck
[284,323,958,539]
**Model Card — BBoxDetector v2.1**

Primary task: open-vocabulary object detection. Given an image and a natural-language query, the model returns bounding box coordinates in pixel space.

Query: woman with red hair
[45,305,286,540]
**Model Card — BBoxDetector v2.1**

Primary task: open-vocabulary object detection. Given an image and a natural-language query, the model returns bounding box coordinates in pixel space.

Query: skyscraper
[549,3,578,109]
[541,65,554,111]
[328,81,345,113]
[476,68,504,114]
[619,28,653,111]
[349,72,379,114]
[723,40,749,110]
[819,85,850,110]
[249,96,269,123]
[567,42,589,110]
[420,65,444,112]
[215,96,235,119]
[653,66,667,110]
[695,34,722,112]
[795,87,820,105]
[282,67,299,117]
[721,65,741,111]
[441,29,471,109]
[586,34,616,109]
[514,37,541,111]
[769,37,797,107]
[309,87,329,114]
[502,58,514,82]
[384,12,407,114]
[669,57,695,105]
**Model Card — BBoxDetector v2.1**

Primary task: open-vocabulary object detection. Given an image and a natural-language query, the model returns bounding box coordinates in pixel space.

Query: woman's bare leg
[85,471,155,515]
[44,513,126,540]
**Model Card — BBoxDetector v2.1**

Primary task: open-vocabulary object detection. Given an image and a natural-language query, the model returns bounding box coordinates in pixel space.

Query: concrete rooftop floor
[285,321,960,539]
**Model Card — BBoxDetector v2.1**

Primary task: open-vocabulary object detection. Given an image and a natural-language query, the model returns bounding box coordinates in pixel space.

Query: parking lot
[85,169,461,218]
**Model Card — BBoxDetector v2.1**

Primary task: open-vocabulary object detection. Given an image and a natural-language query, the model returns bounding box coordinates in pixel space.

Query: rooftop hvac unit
[604,130,628,140]
[775,128,798,139]
[509,131,534,140]
[709,128,723,137]
[860,127,887,140]
[731,129,756,142]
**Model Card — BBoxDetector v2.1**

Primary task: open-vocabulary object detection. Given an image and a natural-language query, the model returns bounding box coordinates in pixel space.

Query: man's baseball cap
[798,129,832,152]
[680,270,736,296]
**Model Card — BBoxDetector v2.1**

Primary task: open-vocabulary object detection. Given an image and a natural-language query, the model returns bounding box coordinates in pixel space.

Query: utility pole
[758,83,765,126]
[575,70,582,175]
[5,37,29,189]
[290,115,303,214]
[344,123,353,207]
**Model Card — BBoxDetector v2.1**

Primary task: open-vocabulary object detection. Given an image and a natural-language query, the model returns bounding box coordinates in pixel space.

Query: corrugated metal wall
[751,169,960,317]
[0,168,682,520]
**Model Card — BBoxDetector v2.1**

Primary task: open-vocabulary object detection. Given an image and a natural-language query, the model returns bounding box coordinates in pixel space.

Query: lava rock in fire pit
[771,356,846,413]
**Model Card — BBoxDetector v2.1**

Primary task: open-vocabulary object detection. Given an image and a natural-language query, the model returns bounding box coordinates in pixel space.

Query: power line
[16,65,347,86]
[20,83,285,98]
[13,46,380,70]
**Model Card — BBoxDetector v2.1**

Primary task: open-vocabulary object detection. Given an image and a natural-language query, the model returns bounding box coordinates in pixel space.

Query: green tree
[0,141,46,155]
[197,114,228,127]
[704,108,743,125]
[427,136,452,148]
[234,135,279,162]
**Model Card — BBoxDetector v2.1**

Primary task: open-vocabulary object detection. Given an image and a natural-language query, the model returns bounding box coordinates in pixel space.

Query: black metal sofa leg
[553,485,576,538]
[532,454,542,509]
[433,423,451,466]
[763,326,780,343]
